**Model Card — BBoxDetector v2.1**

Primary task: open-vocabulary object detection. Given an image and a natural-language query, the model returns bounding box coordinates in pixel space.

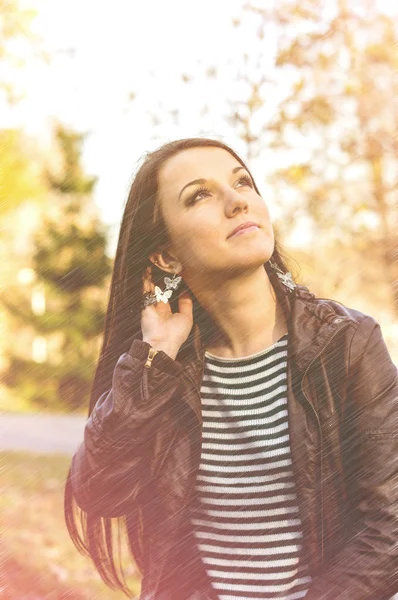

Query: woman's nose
[224,188,249,214]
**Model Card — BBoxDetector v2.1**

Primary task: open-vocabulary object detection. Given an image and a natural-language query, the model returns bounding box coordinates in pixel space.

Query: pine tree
[2,124,112,411]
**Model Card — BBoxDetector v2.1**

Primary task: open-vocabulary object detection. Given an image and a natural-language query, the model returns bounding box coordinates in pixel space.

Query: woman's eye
[237,175,253,188]
[187,175,253,205]
[189,186,210,204]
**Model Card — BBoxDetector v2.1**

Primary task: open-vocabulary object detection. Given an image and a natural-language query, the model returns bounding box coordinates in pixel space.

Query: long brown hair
[64,136,300,596]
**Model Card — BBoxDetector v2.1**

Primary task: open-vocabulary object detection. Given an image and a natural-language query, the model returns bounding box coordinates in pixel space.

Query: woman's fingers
[142,266,154,294]
[178,290,193,319]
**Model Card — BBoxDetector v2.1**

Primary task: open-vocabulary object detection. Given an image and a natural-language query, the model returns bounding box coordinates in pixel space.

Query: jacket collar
[179,283,352,389]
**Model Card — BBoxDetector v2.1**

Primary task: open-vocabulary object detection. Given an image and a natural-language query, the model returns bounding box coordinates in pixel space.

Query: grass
[1,451,142,600]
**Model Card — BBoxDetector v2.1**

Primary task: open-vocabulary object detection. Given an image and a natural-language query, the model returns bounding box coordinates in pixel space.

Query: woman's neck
[198,267,288,359]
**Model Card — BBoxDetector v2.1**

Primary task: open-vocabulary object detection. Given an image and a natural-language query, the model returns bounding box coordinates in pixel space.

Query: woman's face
[157,146,275,286]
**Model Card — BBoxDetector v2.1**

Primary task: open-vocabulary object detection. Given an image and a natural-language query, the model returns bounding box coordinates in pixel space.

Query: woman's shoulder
[294,283,376,329]
[294,284,396,371]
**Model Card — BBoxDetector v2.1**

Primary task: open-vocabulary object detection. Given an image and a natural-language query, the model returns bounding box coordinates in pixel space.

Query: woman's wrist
[143,339,179,361]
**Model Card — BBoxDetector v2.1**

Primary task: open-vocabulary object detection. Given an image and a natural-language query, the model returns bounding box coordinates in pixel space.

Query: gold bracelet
[144,346,159,368]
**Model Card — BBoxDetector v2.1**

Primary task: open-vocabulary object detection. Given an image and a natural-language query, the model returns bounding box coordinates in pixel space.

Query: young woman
[64,137,398,600]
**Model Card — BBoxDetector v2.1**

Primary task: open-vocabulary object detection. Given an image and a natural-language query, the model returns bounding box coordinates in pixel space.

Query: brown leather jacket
[70,285,398,600]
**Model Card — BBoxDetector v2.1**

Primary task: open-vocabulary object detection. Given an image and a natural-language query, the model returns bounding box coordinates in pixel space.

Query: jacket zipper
[179,366,211,544]
[300,320,350,565]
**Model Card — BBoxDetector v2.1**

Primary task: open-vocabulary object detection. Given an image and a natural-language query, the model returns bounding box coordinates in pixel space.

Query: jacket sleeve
[305,316,398,600]
[70,339,184,518]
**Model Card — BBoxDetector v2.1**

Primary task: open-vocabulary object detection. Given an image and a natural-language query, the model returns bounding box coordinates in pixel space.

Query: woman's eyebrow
[178,166,248,202]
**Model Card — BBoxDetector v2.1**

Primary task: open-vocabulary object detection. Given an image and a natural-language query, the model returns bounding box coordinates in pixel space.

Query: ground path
[1,413,86,455]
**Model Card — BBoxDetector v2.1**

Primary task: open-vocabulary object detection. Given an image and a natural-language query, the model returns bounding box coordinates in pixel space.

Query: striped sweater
[189,333,312,600]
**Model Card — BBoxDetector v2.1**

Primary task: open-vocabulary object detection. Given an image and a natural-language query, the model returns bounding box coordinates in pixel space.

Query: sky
[3,0,396,255]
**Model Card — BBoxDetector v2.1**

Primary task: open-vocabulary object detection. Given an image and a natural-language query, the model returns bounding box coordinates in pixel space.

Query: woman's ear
[152,250,182,275]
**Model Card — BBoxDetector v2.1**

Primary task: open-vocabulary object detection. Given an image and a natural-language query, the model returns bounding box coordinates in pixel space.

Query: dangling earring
[142,262,183,307]
[268,260,296,291]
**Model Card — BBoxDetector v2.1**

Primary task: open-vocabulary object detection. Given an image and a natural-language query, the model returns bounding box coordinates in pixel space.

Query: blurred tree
[0,0,49,220]
[0,129,47,218]
[231,0,398,313]
[0,0,47,106]
[1,123,112,410]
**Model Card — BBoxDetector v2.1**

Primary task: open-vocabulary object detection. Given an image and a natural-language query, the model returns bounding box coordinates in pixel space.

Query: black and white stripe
[190,334,312,600]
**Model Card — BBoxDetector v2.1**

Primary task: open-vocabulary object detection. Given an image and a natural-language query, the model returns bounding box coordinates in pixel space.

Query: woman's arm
[70,339,183,518]
[305,316,398,600]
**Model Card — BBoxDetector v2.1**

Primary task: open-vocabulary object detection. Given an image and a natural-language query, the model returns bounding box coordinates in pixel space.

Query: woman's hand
[140,265,194,357]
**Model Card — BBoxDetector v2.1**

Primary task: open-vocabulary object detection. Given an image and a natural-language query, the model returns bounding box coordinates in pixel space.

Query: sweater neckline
[204,332,288,362]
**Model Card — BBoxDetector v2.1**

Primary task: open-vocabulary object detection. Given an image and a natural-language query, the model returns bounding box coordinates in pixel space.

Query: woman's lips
[229,225,259,238]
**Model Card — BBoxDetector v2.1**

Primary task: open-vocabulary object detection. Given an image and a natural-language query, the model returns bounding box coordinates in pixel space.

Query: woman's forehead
[158,146,242,192]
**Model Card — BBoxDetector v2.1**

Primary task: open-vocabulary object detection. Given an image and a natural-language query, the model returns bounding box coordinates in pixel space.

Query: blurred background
[1,0,397,598]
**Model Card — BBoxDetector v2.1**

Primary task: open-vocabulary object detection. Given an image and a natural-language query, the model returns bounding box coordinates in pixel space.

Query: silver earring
[142,268,182,307]
[268,260,296,291]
